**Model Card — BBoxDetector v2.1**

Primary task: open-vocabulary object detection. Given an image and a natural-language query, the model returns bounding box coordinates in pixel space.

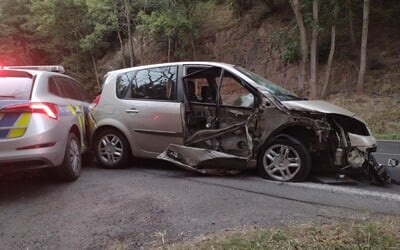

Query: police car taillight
[91,95,101,108]
[2,102,59,120]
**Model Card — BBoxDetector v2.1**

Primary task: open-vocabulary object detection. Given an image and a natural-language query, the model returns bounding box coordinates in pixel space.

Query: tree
[0,0,37,65]
[347,0,356,49]
[136,0,201,62]
[310,0,319,99]
[321,1,339,98]
[290,0,309,92]
[124,0,136,66]
[84,0,127,68]
[356,0,370,94]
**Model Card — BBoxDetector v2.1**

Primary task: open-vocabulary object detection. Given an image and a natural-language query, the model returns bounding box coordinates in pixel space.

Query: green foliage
[0,0,36,64]
[228,0,256,16]
[136,0,201,60]
[271,26,300,64]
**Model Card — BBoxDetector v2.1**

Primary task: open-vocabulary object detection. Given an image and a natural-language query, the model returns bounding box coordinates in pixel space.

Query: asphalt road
[374,140,400,182]
[1,159,400,249]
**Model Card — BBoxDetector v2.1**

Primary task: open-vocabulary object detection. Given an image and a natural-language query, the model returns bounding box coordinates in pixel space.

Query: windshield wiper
[0,95,16,98]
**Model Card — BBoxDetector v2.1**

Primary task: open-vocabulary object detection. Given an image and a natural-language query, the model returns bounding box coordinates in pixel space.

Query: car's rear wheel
[56,132,81,181]
[94,129,130,168]
[257,135,311,182]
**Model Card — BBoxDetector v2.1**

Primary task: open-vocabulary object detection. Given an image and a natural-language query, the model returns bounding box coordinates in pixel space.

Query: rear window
[0,70,33,100]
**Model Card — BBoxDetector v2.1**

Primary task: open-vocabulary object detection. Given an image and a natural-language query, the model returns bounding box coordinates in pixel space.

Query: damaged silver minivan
[89,62,392,184]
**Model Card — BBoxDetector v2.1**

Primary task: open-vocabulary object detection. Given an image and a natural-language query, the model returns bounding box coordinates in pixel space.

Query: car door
[115,65,184,154]
[50,76,89,150]
[157,65,261,173]
[181,66,258,156]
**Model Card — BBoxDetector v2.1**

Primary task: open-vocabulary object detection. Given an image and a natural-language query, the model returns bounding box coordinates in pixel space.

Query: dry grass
[161,217,400,250]
[330,94,400,140]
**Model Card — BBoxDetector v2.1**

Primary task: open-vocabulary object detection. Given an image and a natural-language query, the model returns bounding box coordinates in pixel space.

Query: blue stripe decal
[0,129,9,138]
[0,100,28,109]
[0,113,20,127]
[59,105,72,116]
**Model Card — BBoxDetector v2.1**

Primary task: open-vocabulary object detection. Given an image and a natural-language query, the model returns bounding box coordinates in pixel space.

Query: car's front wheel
[94,129,130,168]
[257,135,311,182]
[56,132,81,181]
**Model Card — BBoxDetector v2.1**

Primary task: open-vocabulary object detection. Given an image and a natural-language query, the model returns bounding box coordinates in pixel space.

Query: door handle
[125,108,139,114]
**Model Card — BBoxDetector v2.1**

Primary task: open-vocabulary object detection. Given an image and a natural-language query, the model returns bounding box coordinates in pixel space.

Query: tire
[94,129,130,168]
[56,132,81,181]
[257,135,311,182]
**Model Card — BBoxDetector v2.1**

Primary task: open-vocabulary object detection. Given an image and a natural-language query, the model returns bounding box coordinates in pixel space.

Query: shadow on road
[0,170,69,204]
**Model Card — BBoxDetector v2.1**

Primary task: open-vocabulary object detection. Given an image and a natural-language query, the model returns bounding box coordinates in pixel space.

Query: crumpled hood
[282,100,356,117]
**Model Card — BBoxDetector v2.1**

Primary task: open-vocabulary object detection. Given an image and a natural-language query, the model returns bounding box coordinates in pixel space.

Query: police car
[0,65,90,181]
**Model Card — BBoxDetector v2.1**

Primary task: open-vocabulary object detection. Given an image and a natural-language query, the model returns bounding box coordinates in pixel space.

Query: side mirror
[388,159,399,167]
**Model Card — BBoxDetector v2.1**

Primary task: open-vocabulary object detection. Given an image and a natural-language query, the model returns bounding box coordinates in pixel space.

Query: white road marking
[374,152,400,156]
[255,178,400,202]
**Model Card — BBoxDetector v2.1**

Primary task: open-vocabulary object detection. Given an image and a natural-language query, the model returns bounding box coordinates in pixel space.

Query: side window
[68,79,88,102]
[53,76,82,101]
[116,66,177,100]
[186,78,215,103]
[48,77,60,96]
[219,72,254,108]
[184,67,253,107]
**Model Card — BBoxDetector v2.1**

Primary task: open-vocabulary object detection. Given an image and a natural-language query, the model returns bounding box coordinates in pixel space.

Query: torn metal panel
[157,144,248,175]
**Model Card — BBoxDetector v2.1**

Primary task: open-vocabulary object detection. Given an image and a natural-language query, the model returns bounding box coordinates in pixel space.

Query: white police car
[0,65,90,181]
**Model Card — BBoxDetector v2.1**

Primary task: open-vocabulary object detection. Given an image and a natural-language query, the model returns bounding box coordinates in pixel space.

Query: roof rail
[1,65,65,73]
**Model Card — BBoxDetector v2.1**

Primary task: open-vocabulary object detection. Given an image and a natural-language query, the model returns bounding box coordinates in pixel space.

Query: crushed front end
[326,114,391,185]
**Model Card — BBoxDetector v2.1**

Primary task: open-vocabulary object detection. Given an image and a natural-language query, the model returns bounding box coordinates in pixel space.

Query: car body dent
[157,144,248,175]
[348,133,377,152]
[282,100,358,120]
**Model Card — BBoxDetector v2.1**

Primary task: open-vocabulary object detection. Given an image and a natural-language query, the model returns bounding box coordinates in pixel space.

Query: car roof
[106,61,236,75]
[0,68,73,80]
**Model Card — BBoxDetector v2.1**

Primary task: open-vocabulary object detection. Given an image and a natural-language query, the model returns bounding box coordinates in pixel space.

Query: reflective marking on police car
[0,112,31,139]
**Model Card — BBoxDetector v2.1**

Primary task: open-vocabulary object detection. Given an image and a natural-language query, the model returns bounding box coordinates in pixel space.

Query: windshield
[0,76,33,100]
[235,66,302,101]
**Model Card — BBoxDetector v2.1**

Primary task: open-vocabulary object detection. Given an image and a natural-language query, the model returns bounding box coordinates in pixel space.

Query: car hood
[281,100,357,118]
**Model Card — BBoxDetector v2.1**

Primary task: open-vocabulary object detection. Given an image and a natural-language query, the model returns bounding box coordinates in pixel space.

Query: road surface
[374,140,400,183]
[1,159,400,249]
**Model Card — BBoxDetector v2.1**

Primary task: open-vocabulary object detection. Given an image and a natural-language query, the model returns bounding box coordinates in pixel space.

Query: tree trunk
[117,30,126,68]
[321,4,338,99]
[140,37,144,65]
[357,0,370,94]
[91,54,100,89]
[124,0,136,67]
[190,34,196,60]
[265,0,277,12]
[310,0,319,99]
[290,0,308,91]
[347,0,356,50]
[167,37,171,62]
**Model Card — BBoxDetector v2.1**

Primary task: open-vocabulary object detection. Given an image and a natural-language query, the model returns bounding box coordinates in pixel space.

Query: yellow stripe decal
[67,105,76,115]
[7,113,31,138]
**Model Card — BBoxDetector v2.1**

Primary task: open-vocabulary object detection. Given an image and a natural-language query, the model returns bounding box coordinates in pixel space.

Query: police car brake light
[3,65,65,73]
[91,95,101,108]
[2,102,59,120]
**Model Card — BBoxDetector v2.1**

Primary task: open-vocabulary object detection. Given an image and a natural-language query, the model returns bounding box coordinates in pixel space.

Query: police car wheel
[56,132,82,181]
[94,129,130,168]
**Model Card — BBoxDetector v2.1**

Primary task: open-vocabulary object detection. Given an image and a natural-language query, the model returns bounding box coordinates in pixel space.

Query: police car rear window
[0,70,33,100]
